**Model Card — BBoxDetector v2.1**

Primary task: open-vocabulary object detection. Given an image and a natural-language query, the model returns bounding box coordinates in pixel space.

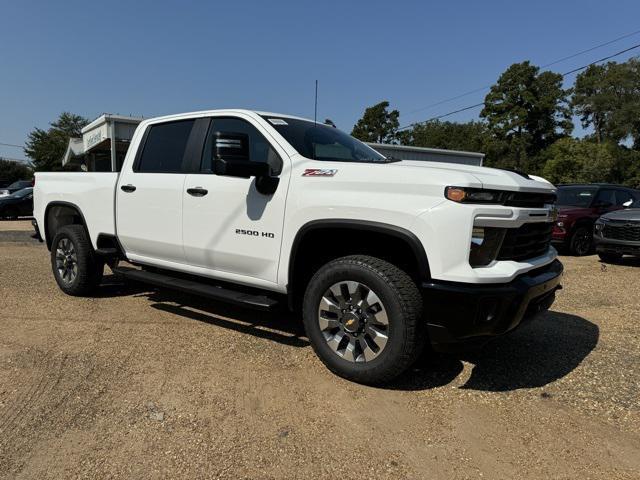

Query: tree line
[351,59,640,187]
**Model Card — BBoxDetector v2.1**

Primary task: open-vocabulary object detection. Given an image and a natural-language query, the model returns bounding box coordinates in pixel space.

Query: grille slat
[602,222,640,242]
[503,192,557,208]
[497,223,553,262]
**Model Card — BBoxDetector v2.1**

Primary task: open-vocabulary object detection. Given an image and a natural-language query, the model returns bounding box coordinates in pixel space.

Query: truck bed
[34,172,118,249]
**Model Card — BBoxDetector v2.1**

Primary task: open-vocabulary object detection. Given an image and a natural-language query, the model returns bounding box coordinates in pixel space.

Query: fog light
[469,227,506,267]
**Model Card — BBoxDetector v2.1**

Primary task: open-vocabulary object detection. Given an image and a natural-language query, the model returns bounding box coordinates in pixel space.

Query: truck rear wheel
[51,225,103,296]
[302,255,424,385]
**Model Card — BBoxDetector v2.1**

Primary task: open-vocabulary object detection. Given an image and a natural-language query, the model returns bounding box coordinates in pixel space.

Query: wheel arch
[287,219,430,310]
[44,201,91,251]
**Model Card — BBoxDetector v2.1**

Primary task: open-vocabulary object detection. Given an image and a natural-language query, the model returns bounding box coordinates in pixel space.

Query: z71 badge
[302,168,337,177]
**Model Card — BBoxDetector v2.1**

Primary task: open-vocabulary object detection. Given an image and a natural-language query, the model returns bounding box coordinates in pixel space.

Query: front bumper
[422,259,563,351]
[593,235,640,256]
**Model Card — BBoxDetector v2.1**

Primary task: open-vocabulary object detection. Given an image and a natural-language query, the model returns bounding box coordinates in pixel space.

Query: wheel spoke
[360,338,377,362]
[367,326,388,351]
[327,331,346,353]
[341,337,357,362]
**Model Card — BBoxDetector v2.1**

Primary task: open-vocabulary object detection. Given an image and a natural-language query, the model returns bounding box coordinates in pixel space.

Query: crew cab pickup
[34,109,563,384]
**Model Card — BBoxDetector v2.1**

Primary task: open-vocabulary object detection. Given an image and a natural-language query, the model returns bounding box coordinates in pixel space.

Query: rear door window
[136,120,196,173]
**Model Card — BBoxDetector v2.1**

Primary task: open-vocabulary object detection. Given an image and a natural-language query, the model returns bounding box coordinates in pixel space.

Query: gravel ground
[1,226,639,479]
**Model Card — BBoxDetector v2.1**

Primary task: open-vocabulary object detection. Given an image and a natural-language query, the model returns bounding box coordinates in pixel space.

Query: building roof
[81,114,144,134]
[366,142,484,159]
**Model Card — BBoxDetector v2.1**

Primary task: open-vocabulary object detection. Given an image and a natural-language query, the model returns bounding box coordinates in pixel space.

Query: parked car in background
[594,197,640,262]
[552,184,640,255]
[0,187,34,219]
[0,179,33,197]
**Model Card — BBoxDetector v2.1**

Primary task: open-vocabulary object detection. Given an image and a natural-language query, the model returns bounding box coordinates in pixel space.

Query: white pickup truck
[34,109,563,384]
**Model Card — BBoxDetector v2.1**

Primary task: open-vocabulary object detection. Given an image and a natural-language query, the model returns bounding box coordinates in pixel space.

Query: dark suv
[552,184,640,255]
[594,197,640,262]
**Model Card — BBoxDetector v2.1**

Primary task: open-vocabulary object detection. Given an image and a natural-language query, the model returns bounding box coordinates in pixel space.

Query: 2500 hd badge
[235,228,275,238]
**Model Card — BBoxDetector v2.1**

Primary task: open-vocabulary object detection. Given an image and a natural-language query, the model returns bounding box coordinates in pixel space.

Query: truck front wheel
[302,255,425,385]
[50,225,103,296]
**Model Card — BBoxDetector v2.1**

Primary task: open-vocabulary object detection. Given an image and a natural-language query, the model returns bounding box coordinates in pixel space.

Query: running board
[113,266,279,311]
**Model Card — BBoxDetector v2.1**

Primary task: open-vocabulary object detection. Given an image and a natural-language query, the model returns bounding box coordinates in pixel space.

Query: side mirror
[212,131,280,195]
[213,131,268,179]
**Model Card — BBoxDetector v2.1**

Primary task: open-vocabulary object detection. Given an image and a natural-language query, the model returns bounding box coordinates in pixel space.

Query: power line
[405,28,640,116]
[0,141,24,149]
[398,42,640,130]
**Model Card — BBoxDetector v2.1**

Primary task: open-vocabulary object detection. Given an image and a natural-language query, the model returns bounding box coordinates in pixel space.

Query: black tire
[598,252,622,263]
[302,255,425,385]
[569,226,592,256]
[50,225,103,296]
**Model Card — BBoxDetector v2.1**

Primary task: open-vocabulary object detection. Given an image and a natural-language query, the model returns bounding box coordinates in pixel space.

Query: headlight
[469,226,506,267]
[594,222,604,233]
[445,186,505,204]
[556,221,564,227]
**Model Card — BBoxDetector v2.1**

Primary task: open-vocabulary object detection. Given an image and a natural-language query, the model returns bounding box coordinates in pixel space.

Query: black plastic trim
[43,201,90,250]
[422,260,563,349]
[286,219,431,309]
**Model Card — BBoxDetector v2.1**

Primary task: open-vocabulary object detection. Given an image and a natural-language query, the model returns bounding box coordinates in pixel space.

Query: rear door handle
[120,184,136,193]
[187,187,208,197]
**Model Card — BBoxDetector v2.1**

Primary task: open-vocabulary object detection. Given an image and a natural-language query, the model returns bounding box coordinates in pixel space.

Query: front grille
[602,221,640,242]
[497,222,553,262]
[503,191,557,208]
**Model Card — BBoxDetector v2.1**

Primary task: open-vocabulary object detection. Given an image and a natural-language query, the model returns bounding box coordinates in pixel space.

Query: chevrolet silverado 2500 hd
[34,109,562,384]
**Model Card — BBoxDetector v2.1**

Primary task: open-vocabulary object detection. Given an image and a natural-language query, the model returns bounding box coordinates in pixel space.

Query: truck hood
[396,160,555,193]
[601,208,640,222]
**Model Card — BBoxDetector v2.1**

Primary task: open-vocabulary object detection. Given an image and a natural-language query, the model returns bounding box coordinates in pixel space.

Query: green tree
[351,101,400,143]
[0,158,33,184]
[404,120,487,153]
[541,138,618,184]
[572,59,640,145]
[25,112,89,171]
[481,61,572,170]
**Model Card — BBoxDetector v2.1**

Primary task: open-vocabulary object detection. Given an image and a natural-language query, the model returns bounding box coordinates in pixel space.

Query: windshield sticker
[268,118,288,126]
[302,169,337,177]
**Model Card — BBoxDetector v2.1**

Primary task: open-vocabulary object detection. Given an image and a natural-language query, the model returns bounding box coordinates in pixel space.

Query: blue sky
[1,0,639,161]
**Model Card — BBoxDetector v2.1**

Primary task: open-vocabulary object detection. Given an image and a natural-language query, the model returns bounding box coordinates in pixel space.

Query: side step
[113,266,279,311]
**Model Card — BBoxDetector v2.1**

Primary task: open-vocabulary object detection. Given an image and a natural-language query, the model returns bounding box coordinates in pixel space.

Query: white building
[62,114,143,171]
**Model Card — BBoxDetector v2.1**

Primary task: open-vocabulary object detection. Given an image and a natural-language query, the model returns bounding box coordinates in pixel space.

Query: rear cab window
[135,119,196,173]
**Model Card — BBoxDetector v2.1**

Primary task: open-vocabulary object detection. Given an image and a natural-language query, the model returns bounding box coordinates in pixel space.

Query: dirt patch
[1,239,639,479]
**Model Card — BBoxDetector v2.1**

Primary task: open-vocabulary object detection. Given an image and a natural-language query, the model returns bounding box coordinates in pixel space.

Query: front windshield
[262,116,391,163]
[556,186,598,207]
[10,187,32,198]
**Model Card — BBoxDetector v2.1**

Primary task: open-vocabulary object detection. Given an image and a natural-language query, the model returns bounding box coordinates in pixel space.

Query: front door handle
[120,184,136,193]
[187,187,208,197]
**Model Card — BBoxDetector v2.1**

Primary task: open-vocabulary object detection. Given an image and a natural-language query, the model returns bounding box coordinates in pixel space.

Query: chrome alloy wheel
[55,237,78,284]
[318,281,389,363]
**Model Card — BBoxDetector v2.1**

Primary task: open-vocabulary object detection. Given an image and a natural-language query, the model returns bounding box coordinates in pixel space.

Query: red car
[552,184,640,255]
